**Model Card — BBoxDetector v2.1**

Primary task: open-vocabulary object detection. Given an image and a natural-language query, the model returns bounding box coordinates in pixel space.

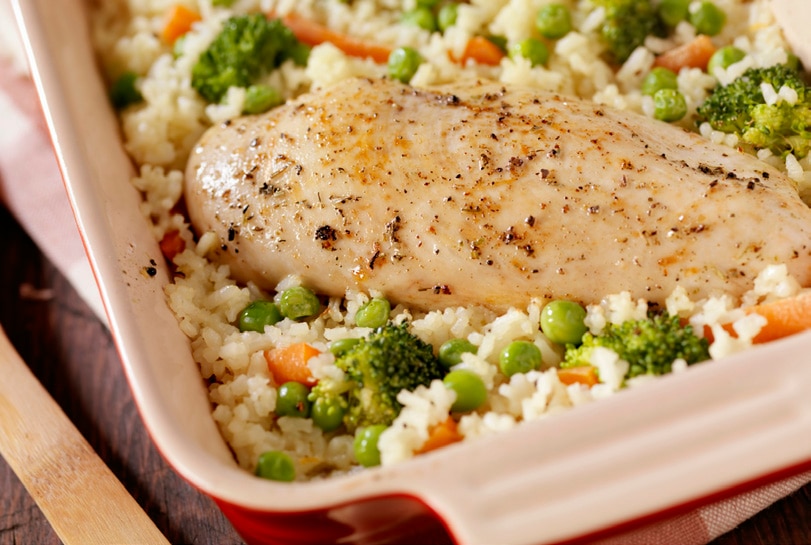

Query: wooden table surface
[0,206,809,545]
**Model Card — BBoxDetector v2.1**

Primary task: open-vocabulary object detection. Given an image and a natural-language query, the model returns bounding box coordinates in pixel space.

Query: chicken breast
[185,77,811,311]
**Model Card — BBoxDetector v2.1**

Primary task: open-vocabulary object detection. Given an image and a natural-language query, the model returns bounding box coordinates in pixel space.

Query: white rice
[92,0,810,479]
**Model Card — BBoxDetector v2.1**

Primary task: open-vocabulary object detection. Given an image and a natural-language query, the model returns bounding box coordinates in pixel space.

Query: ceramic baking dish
[12,0,811,543]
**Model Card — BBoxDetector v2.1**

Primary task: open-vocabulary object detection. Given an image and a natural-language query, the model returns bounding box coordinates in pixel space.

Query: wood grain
[0,324,169,544]
[0,206,807,545]
[0,208,244,545]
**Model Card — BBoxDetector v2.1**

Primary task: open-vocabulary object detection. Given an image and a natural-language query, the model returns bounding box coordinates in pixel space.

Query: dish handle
[411,335,811,545]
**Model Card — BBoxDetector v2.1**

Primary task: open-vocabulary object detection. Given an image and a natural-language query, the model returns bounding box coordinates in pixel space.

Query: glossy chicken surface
[185,77,811,311]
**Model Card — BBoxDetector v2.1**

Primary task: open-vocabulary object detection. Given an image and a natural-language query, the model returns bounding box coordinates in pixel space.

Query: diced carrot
[279,12,393,63]
[159,230,185,261]
[264,342,320,385]
[456,36,505,66]
[416,417,463,455]
[557,365,599,387]
[686,291,811,345]
[653,35,716,72]
[161,5,201,45]
[278,13,506,68]
[745,291,811,344]
[698,323,716,344]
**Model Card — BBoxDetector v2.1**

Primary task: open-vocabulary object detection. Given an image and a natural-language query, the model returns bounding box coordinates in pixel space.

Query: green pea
[402,6,437,32]
[109,71,143,109]
[211,0,236,6]
[508,37,550,67]
[237,300,283,333]
[329,337,361,357]
[707,45,745,75]
[438,338,477,369]
[499,341,542,377]
[535,3,571,40]
[243,84,283,115]
[353,425,387,467]
[437,2,459,32]
[255,450,295,482]
[641,67,678,96]
[279,286,320,320]
[387,46,424,83]
[276,382,311,418]
[653,88,687,122]
[443,370,487,412]
[311,396,346,432]
[658,0,690,27]
[416,0,440,7]
[355,298,391,328]
[689,1,726,37]
[540,300,588,345]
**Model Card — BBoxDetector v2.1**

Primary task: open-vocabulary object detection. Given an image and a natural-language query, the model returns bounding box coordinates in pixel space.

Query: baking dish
[12,0,811,544]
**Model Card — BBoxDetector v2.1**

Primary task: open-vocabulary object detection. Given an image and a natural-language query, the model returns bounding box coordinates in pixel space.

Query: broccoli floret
[592,0,664,64]
[310,322,446,432]
[563,312,709,379]
[696,64,811,159]
[191,14,308,104]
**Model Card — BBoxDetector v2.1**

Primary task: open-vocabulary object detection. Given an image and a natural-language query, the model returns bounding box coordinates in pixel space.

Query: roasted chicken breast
[185,77,811,311]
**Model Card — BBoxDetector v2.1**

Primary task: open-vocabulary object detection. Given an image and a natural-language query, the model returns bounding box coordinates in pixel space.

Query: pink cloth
[0,1,104,321]
[591,470,810,544]
[0,2,807,543]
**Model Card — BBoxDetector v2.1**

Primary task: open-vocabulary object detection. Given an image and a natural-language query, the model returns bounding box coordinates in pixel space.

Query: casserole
[12,0,811,543]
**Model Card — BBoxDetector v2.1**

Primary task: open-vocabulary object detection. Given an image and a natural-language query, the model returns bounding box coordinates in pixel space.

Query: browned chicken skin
[185,77,811,311]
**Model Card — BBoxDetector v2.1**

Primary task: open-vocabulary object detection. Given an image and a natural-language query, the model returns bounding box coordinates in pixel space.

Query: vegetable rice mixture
[92,0,811,481]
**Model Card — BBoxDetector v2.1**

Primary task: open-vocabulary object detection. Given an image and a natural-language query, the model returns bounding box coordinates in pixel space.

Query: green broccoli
[591,0,664,64]
[696,64,811,159]
[191,14,308,104]
[310,322,446,432]
[563,312,710,379]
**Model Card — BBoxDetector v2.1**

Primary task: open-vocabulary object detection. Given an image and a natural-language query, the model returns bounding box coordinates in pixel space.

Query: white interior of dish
[14,1,811,544]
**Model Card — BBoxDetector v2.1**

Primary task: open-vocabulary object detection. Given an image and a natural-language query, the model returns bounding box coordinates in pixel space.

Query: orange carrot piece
[161,5,201,45]
[557,365,599,387]
[745,291,811,344]
[416,417,463,455]
[653,35,716,72]
[280,12,393,63]
[280,13,505,67]
[159,230,185,261]
[457,36,505,66]
[686,292,811,345]
[264,343,320,385]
